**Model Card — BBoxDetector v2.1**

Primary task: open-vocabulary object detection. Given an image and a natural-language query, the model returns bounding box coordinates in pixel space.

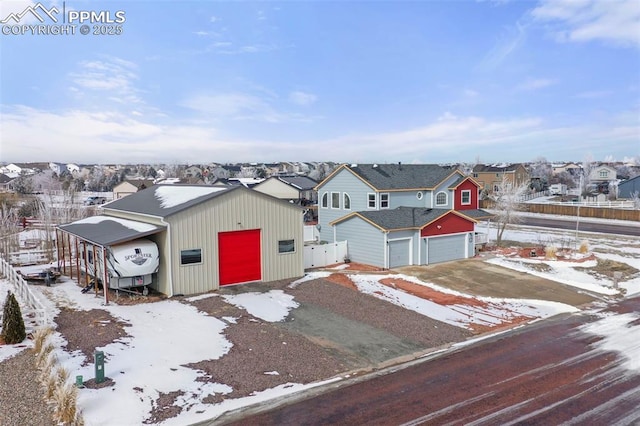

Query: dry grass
[545,246,558,260]
[36,342,55,368]
[575,258,640,281]
[579,240,589,254]
[32,326,54,354]
[52,382,78,424]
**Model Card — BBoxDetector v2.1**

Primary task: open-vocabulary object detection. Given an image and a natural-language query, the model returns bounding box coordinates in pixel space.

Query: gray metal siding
[427,234,466,264]
[318,169,373,242]
[168,190,303,295]
[335,217,385,268]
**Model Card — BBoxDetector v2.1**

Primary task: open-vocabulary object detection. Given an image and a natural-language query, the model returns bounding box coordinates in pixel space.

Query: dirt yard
[394,256,597,307]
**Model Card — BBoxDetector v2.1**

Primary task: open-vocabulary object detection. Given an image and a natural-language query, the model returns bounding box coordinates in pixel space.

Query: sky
[0,0,639,165]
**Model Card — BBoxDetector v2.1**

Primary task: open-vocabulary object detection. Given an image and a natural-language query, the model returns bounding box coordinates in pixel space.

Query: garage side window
[181,249,202,265]
[278,239,295,254]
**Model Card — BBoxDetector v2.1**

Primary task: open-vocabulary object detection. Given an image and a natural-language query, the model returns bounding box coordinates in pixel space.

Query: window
[599,170,608,178]
[472,173,478,178]
[461,190,471,205]
[181,249,202,265]
[380,193,389,209]
[343,193,351,210]
[435,191,447,206]
[321,192,328,208]
[331,192,340,209]
[278,239,295,254]
[416,191,423,200]
[368,193,376,208]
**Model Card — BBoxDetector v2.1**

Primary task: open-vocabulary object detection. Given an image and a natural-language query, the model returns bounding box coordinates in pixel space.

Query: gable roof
[320,163,452,191]
[103,184,241,218]
[277,176,318,190]
[330,207,475,231]
[123,179,155,189]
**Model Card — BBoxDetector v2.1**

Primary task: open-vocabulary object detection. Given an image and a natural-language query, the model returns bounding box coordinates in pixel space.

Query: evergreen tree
[1,291,26,344]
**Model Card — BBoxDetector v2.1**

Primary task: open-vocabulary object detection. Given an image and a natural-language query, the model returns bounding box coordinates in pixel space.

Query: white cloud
[531,0,640,47]
[463,89,479,97]
[288,91,317,106]
[517,78,557,91]
[1,105,637,164]
[210,15,218,23]
[478,20,528,70]
[68,57,142,104]
[574,90,613,99]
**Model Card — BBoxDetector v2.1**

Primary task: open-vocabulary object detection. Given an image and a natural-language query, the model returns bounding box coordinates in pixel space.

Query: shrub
[579,240,589,254]
[545,245,558,259]
[53,382,78,424]
[33,326,54,354]
[1,291,26,344]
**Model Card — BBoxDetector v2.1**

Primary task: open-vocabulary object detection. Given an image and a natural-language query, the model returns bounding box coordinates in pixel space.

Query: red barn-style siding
[454,179,479,211]
[421,212,474,237]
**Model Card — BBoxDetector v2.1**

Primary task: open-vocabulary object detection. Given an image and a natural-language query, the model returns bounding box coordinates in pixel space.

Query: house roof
[338,163,452,190]
[58,216,165,246]
[473,164,524,173]
[103,184,241,218]
[0,173,13,184]
[331,207,473,231]
[457,209,495,220]
[277,176,318,190]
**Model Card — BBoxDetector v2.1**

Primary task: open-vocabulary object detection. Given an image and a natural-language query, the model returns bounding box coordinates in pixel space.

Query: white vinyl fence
[303,241,348,269]
[0,257,50,327]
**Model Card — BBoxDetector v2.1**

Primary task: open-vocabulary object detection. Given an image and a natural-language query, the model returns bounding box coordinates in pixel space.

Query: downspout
[417,230,421,265]
[161,217,174,297]
[102,245,109,305]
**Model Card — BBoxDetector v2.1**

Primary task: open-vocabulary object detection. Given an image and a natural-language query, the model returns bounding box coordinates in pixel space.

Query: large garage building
[59,184,304,296]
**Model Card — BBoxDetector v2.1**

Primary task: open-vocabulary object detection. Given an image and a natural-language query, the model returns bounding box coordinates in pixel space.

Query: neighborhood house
[314,163,492,269]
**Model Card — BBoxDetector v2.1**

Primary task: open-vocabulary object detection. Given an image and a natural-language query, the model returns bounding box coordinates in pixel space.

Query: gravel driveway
[1,274,475,425]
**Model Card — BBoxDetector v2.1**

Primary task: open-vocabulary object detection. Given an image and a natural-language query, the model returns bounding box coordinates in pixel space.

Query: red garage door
[218,229,261,286]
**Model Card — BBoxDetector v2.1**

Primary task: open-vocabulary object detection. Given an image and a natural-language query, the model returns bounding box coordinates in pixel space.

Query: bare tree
[580,153,595,197]
[489,175,530,245]
[631,191,640,210]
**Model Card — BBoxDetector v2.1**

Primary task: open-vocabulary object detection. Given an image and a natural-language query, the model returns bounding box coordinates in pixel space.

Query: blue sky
[1,0,638,165]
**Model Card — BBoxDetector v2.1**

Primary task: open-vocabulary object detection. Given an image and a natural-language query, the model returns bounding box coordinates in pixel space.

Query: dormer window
[436,191,447,206]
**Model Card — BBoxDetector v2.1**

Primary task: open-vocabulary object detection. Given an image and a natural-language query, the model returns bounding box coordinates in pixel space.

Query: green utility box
[75,375,84,388]
[94,350,105,384]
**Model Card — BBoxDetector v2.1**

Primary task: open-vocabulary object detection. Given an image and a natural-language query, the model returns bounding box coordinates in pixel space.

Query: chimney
[398,161,402,170]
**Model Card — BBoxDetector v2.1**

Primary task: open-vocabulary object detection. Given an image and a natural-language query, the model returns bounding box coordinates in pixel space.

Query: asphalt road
[519,216,640,236]
[222,296,640,425]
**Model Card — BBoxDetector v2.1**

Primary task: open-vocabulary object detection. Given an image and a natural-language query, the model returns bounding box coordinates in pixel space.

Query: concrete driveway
[394,256,597,307]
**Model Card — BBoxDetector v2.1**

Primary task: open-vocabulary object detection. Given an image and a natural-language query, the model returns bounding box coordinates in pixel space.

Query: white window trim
[331,191,340,209]
[321,192,328,209]
[416,191,423,200]
[461,190,471,205]
[435,191,448,206]
[343,193,351,210]
[367,193,377,209]
[277,239,296,254]
[180,248,203,266]
[380,193,390,209]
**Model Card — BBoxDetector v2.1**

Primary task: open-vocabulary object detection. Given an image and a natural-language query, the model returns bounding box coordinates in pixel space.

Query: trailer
[549,184,568,196]
[79,238,159,295]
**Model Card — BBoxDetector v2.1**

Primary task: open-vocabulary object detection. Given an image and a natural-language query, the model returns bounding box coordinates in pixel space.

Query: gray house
[618,175,640,199]
[58,184,304,297]
[315,163,491,268]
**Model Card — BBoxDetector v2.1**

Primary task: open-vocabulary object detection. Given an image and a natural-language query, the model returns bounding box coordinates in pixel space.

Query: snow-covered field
[1,222,639,424]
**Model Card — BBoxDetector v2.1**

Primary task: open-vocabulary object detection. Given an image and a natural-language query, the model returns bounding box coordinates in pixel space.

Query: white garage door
[427,235,466,264]
[388,239,411,268]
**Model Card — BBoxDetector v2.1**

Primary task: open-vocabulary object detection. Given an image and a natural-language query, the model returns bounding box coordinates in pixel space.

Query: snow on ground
[488,223,640,297]
[221,290,299,322]
[349,273,577,329]
[581,311,640,373]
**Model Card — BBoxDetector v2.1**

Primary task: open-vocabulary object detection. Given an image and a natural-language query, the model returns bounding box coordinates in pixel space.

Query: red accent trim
[454,178,479,210]
[421,212,474,237]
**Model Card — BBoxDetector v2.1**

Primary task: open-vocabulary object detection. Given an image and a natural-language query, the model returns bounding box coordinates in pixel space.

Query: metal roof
[347,163,452,190]
[102,184,241,218]
[58,216,164,246]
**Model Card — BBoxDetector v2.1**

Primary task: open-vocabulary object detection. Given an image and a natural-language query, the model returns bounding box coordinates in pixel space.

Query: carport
[57,216,164,304]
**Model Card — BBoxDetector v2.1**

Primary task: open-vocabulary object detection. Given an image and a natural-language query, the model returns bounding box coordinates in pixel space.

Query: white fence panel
[304,241,348,269]
[0,257,50,327]
[304,225,320,243]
